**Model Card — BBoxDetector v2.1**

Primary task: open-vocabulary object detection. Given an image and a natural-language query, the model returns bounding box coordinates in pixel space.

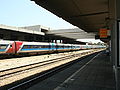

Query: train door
[14,41,23,54]
[49,43,56,51]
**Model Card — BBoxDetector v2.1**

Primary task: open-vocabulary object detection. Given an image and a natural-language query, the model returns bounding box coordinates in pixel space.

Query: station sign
[99,28,108,38]
[95,28,110,39]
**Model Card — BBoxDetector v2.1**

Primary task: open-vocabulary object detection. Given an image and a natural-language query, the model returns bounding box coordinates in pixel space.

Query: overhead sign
[99,28,108,38]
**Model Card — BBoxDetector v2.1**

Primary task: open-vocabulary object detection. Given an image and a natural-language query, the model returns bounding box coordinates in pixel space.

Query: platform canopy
[31,0,114,33]
[47,28,95,39]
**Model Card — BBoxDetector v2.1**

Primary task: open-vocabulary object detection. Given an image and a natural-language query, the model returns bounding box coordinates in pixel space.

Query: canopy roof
[32,0,114,33]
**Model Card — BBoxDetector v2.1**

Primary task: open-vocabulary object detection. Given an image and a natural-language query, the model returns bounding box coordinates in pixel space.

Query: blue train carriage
[63,44,72,51]
[87,45,93,49]
[49,43,57,52]
[102,45,106,49]
[97,45,106,49]
[17,41,50,54]
[73,44,81,50]
[92,45,103,49]
[71,44,75,50]
[92,45,98,49]
[80,45,86,50]
[56,43,65,52]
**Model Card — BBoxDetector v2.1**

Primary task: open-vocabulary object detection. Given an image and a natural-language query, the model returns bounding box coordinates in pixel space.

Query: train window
[22,45,50,49]
[50,44,56,48]
[22,45,28,49]
[57,45,64,48]
[33,45,37,48]
[0,44,8,49]
[57,45,60,48]
[64,46,68,48]
[41,45,49,48]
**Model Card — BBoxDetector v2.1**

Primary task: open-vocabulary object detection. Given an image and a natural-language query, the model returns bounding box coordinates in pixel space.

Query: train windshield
[0,44,9,51]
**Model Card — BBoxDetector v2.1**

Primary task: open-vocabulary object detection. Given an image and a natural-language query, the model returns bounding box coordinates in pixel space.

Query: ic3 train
[0,40,105,55]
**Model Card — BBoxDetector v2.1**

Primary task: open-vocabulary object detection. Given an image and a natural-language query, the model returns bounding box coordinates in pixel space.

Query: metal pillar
[111,0,120,89]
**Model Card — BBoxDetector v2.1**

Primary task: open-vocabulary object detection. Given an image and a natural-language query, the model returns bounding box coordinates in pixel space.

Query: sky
[0,0,76,29]
[0,0,103,43]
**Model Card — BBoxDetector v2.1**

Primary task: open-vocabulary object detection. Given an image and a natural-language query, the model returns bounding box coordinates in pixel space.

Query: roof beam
[64,11,109,19]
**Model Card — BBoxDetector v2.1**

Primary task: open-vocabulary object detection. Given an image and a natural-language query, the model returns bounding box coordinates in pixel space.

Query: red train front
[0,41,23,55]
[0,41,15,54]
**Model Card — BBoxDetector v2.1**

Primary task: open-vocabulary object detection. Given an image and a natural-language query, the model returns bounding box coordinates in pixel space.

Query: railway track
[0,49,104,89]
[0,53,83,79]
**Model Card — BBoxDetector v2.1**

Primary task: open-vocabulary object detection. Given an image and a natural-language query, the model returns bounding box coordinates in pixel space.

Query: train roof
[21,41,50,45]
[0,40,14,44]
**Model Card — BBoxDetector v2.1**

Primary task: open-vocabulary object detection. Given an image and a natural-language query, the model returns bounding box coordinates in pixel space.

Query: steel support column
[112,0,120,89]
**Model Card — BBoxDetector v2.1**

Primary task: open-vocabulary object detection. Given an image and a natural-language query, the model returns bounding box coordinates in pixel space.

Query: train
[0,40,106,55]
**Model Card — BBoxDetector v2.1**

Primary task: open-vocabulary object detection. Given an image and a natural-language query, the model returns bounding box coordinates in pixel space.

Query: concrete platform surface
[27,51,116,90]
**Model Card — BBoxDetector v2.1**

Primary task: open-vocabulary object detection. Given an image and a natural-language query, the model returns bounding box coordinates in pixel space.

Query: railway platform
[27,51,116,90]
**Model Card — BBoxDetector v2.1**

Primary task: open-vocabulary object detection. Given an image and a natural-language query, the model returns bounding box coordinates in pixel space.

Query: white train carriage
[0,40,106,56]
[49,43,57,51]
[17,41,50,54]
[56,43,65,52]
[72,44,81,50]
[63,44,72,51]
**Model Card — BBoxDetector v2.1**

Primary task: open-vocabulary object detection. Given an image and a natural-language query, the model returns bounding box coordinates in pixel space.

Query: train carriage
[72,44,81,50]
[0,40,106,55]
[49,43,57,51]
[63,44,72,51]
[56,43,65,51]
[17,41,50,54]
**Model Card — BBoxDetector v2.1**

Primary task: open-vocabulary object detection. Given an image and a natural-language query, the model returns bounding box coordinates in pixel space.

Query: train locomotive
[0,40,106,55]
